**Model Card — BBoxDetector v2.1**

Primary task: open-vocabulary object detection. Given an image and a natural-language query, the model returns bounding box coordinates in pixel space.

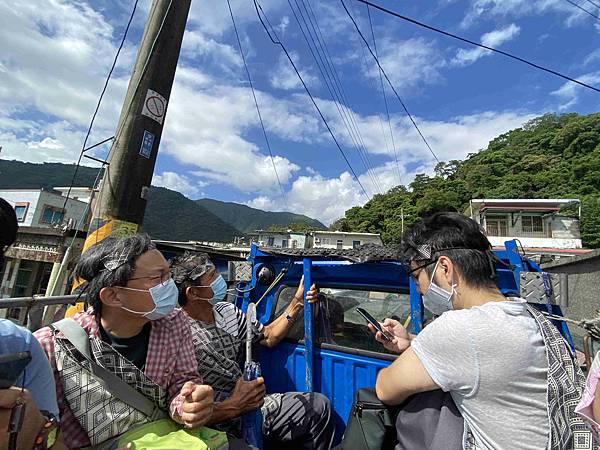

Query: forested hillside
[332,113,600,248]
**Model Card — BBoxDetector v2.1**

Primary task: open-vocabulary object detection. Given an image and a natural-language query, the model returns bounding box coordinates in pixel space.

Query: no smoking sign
[141,89,167,124]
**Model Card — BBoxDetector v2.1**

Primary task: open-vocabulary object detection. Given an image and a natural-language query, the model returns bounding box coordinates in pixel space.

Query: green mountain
[196,198,326,233]
[333,112,600,248]
[0,160,242,242]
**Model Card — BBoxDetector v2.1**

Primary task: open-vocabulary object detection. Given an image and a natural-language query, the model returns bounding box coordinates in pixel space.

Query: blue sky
[1,0,599,224]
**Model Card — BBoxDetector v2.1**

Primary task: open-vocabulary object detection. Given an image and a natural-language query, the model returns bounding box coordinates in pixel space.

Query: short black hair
[73,234,155,315]
[0,198,18,270]
[170,251,214,306]
[403,212,497,289]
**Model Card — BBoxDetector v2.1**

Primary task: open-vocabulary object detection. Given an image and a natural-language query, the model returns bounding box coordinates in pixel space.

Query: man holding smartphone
[0,197,62,450]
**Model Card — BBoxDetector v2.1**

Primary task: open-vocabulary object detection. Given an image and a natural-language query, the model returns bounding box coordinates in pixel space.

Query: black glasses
[406,259,438,278]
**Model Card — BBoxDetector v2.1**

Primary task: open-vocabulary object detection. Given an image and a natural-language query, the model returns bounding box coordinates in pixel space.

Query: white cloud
[269,53,319,91]
[152,171,207,198]
[452,24,521,66]
[362,38,444,93]
[551,72,600,110]
[460,0,592,29]
[181,30,241,72]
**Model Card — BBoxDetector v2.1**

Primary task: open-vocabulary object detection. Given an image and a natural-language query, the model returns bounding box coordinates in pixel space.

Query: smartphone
[356,308,394,341]
[0,352,31,389]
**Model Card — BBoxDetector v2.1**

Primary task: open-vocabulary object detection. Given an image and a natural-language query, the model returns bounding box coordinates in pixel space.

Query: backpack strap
[51,318,166,421]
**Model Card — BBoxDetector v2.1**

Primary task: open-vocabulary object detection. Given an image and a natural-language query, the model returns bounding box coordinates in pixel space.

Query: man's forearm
[206,399,242,425]
[261,301,303,347]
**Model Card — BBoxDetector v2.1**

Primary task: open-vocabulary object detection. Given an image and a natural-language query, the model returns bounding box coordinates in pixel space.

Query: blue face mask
[203,275,228,305]
[118,278,178,320]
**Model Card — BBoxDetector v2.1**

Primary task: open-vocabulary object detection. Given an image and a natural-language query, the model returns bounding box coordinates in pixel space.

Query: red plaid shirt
[34,308,202,449]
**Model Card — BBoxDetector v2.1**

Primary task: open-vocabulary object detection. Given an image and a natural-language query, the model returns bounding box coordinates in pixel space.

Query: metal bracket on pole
[303,258,314,392]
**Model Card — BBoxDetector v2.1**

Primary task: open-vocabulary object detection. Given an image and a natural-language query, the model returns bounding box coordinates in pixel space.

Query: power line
[563,0,600,21]
[583,0,600,9]
[301,0,385,195]
[254,0,370,200]
[341,0,440,163]
[366,2,402,186]
[290,0,382,195]
[226,0,289,209]
[356,0,600,93]
[62,0,140,213]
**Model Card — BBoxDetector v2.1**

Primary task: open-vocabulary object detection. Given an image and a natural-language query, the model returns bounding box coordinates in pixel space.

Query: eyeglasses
[129,272,172,287]
[406,259,438,282]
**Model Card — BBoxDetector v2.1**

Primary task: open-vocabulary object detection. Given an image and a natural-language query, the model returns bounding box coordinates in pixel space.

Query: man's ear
[185,286,197,301]
[437,256,456,286]
[99,286,122,307]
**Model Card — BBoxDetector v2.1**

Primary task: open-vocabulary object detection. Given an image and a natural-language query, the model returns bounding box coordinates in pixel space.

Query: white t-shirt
[411,298,549,450]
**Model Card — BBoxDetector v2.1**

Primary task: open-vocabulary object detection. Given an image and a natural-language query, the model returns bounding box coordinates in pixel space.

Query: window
[485,216,508,237]
[40,206,65,225]
[273,286,417,355]
[267,237,275,246]
[352,240,361,249]
[14,203,29,222]
[336,240,343,250]
[321,238,331,246]
[281,239,289,248]
[522,215,544,236]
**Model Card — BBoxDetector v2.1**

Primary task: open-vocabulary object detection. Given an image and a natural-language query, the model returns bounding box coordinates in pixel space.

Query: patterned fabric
[54,334,166,446]
[463,306,597,450]
[213,302,264,339]
[576,352,600,441]
[34,309,202,449]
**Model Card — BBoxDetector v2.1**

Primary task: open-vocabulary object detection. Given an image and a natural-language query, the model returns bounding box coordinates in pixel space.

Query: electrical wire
[583,0,600,9]
[289,0,382,195]
[356,0,600,94]
[227,0,289,209]
[61,0,140,213]
[300,0,384,194]
[254,0,370,200]
[563,0,600,21]
[366,3,402,186]
[341,0,440,164]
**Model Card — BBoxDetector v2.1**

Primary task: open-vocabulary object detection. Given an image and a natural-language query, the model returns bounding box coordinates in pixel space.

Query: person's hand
[367,318,411,354]
[292,276,320,307]
[179,382,214,428]
[230,377,266,413]
[0,388,44,450]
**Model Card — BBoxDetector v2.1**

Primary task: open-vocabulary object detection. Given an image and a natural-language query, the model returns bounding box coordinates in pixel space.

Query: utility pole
[82,0,192,252]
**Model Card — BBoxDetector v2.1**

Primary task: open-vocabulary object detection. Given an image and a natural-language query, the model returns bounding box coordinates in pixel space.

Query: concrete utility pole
[82,0,192,252]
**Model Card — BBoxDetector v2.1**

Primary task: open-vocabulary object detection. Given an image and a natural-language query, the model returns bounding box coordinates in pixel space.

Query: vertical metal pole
[409,276,423,333]
[303,258,314,391]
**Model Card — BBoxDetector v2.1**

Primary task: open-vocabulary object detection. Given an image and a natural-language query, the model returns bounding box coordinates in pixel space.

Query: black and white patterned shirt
[188,302,264,403]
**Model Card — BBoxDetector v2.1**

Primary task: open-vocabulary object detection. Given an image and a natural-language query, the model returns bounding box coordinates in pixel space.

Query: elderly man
[34,235,214,449]
[171,252,335,450]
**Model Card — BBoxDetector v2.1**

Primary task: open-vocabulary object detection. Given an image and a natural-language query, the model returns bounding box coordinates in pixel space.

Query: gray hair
[170,251,214,307]
[73,234,156,315]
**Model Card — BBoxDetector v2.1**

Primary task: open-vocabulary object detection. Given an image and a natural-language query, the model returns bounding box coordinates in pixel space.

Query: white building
[467,198,586,261]
[251,230,382,250]
[311,231,382,249]
[0,189,89,231]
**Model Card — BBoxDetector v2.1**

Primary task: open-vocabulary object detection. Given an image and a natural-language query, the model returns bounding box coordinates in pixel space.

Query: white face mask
[117,278,178,320]
[422,260,457,316]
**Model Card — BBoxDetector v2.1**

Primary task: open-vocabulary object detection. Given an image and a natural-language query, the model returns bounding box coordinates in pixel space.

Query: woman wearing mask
[34,234,214,449]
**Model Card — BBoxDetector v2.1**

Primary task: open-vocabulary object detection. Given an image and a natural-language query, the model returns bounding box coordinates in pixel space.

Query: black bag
[340,388,398,450]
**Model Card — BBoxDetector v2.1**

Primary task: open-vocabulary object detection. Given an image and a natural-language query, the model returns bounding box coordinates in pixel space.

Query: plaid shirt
[34,308,202,449]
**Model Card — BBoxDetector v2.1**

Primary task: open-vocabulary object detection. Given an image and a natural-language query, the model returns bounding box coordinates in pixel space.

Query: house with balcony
[250,230,382,250]
[467,198,588,262]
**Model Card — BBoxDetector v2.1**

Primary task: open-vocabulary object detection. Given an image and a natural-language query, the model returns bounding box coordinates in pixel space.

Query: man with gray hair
[171,251,335,450]
[34,234,215,449]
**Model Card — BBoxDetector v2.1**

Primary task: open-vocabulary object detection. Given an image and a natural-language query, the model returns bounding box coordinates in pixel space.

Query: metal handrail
[0,294,84,309]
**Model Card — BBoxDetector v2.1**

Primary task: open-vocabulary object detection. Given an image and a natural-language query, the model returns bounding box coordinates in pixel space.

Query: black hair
[170,251,214,306]
[73,234,155,315]
[0,198,18,271]
[403,212,497,289]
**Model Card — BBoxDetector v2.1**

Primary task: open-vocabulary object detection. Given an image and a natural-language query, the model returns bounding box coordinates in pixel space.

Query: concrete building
[467,198,588,262]
[250,230,382,250]
[0,189,88,324]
